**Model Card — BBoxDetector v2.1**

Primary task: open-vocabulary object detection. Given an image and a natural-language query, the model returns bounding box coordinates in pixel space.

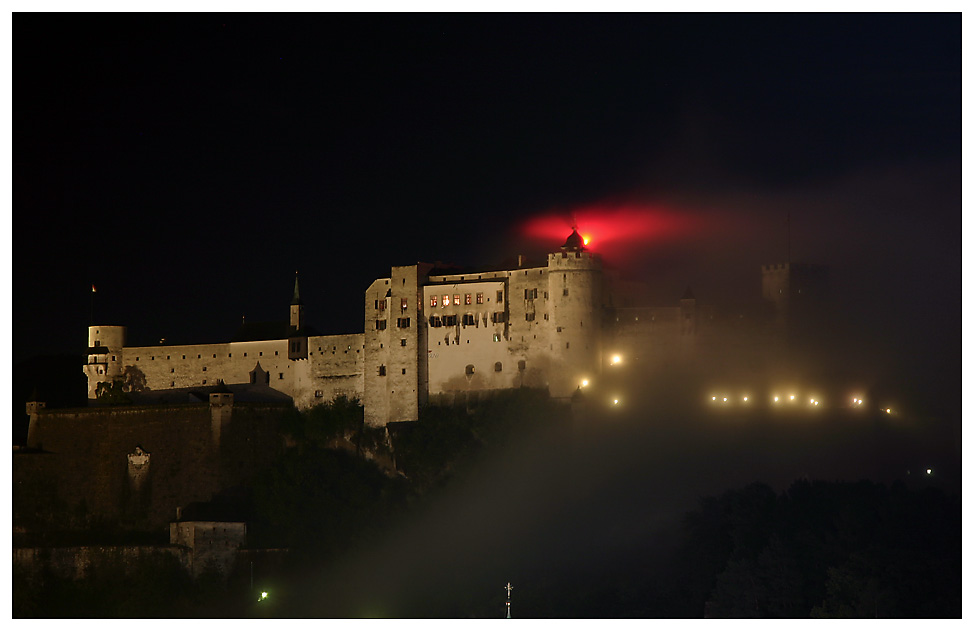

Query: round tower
[84,325,126,399]
[547,228,603,398]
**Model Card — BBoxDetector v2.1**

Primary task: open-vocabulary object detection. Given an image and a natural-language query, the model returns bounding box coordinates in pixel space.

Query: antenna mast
[505,582,513,618]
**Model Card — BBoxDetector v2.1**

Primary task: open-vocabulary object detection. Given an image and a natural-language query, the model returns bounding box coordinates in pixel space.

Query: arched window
[465,364,475,377]
[494,362,502,372]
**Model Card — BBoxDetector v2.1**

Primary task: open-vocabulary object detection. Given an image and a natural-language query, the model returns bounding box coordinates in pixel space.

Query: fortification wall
[13,403,288,531]
[292,333,365,408]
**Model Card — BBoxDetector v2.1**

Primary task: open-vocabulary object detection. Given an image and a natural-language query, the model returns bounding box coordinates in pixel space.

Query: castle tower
[288,274,308,360]
[290,273,304,331]
[363,263,433,427]
[547,229,603,398]
[761,263,829,336]
[84,325,127,399]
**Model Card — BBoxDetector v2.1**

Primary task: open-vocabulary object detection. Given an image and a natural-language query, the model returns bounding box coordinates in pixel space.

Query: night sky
[14,13,960,391]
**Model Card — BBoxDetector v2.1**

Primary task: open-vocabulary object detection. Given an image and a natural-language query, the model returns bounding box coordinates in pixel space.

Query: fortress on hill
[83,229,828,427]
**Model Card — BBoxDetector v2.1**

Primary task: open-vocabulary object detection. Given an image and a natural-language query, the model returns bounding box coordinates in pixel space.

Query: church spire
[291,271,303,306]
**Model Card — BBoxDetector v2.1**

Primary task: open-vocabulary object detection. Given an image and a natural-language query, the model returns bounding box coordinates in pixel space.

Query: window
[202,379,206,384]
[228,353,232,358]
[566,342,570,349]
[402,368,406,375]
[182,355,186,359]
[430,296,438,307]
[378,299,387,310]
[278,373,284,380]
[376,319,387,330]
[465,293,472,305]
[315,390,323,398]
[167,355,171,360]
[429,315,442,327]
[476,292,484,304]
[112,356,116,361]
[171,368,175,373]
[135,357,139,361]
[203,366,207,372]
[379,365,386,376]
[526,312,535,321]
[465,364,475,377]
[518,360,526,370]
[497,290,503,303]
[491,312,506,323]
[493,333,501,342]
[563,288,569,296]
[401,339,407,346]
[275,351,278,355]
[462,313,476,326]
[397,317,411,328]
[495,362,502,372]
[171,381,175,387]
[213,353,217,358]
[151,356,154,360]
[443,294,450,307]
[444,314,458,326]
[401,297,408,310]
[453,294,461,306]
[544,314,549,320]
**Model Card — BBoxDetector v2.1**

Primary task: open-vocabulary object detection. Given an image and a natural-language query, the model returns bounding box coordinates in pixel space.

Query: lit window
[465,293,472,305]
[443,295,450,306]
[476,292,484,304]
[454,294,461,306]
[431,296,438,307]
[401,298,408,310]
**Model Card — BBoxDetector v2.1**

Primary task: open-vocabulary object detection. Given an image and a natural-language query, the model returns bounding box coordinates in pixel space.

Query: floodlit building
[86,230,606,427]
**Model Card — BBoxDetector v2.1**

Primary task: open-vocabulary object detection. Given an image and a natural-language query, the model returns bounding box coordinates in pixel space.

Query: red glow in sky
[521,204,692,252]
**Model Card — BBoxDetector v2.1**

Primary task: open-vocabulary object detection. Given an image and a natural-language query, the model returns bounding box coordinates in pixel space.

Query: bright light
[582,234,591,246]
[743,396,749,402]
[789,395,795,401]
[612,398,619,405]
[926,469,933,475]
[814,401,819,406]
[581,379,589,387]
[712,396,716,401]
[886,408,891,414]
[722,397,727,402]
[773,396,779,402]
[259,591,269,602]
[810,399,815,404]
[610,354,622,365]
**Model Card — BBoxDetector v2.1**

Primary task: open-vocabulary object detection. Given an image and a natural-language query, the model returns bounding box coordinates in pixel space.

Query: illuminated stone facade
[85,231,607,427]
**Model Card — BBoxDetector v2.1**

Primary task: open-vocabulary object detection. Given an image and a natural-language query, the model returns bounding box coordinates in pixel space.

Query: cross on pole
[505,582,513,618]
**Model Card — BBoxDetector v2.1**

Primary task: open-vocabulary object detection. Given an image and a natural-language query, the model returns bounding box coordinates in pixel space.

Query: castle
[85,230,606,427]
[84,229,828,427]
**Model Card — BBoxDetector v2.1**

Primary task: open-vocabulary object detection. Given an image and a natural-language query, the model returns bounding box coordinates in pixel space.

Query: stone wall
[13,402,288,531]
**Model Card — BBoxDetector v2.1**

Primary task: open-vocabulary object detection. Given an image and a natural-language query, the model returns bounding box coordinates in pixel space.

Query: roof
[561,229,585,250]
[125,382,293,405]
[291,274,303,305]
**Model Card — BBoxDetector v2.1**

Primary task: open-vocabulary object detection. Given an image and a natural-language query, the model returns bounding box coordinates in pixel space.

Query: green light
[259,591,269,601]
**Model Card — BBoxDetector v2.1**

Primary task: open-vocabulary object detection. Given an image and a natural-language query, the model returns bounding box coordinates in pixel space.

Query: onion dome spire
[561,227,585,251]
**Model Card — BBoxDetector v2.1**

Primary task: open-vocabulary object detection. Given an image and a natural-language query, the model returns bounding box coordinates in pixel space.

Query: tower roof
[291,274,302,306]
[561,228,585,251]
